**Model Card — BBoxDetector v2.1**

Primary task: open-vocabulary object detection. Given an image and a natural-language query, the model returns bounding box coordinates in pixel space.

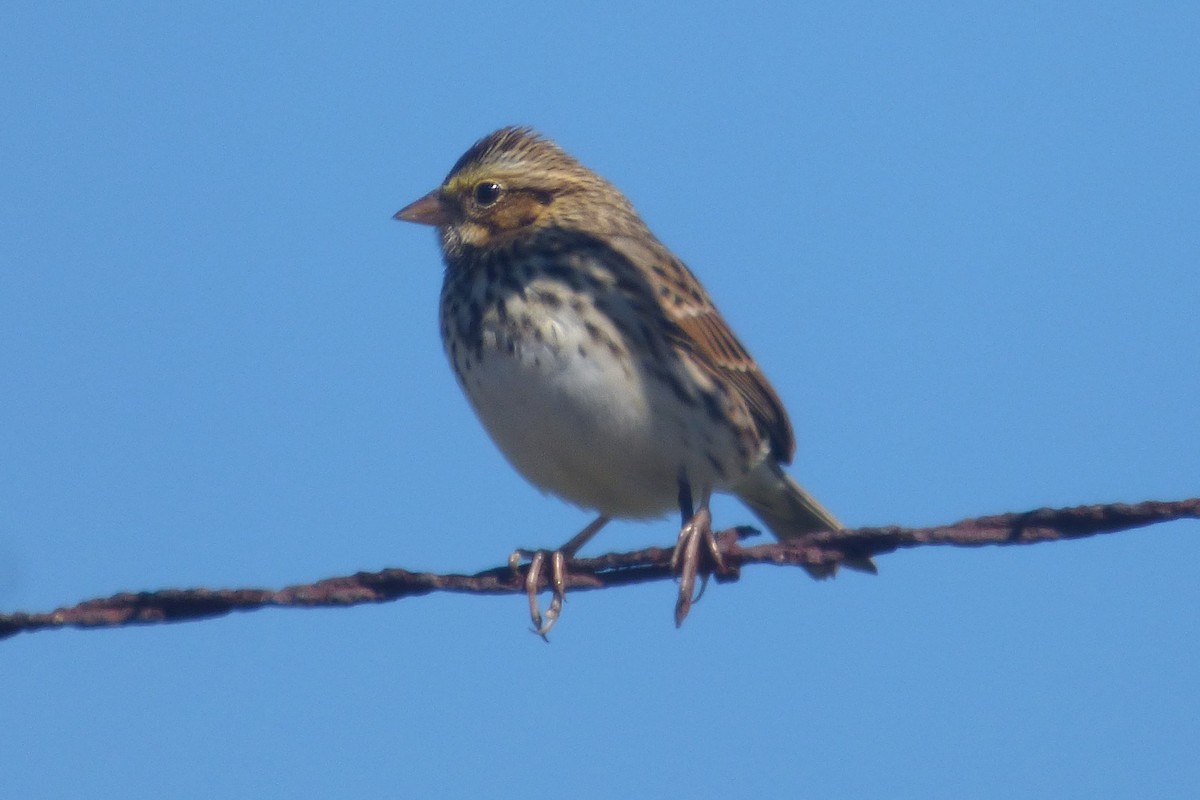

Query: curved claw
[536,550,568,637]
[508,515,611,638]
[511,548,569,640]
[672,505,721,627]
[524,550,548,636]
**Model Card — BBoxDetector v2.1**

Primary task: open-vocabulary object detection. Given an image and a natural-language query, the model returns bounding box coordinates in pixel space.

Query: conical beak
[394,189,450,227]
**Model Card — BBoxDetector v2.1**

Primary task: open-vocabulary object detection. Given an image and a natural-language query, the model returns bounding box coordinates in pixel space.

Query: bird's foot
[508,548,570,640]
[670,506,726,627]
[508,515,610,639]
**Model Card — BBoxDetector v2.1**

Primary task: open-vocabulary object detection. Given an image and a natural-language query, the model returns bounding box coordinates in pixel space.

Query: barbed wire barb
[2,497,1196,641]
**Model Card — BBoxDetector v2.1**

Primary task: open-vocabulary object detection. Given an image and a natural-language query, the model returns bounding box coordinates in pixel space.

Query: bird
[395,126,863,633]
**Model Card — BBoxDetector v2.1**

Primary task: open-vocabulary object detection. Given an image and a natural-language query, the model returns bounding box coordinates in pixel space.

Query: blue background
[2,3,1197,798]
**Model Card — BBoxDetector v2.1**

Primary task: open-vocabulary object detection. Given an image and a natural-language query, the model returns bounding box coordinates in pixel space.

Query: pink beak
[394,189,450,227]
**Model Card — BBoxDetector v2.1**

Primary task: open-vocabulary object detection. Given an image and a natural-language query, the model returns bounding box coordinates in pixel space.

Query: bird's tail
[732,461,875,578]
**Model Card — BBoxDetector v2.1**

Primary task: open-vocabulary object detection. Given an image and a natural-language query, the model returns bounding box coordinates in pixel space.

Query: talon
[512,548,567,639]
[509,547,562,637]
[512,515,611,638]
[525,550,546,634]
[672,504,714,627]
[533,550,567,638]
[675,515,702,604]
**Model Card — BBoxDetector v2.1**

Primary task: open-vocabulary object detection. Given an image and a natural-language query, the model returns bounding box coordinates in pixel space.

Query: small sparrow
[396,127,863,632]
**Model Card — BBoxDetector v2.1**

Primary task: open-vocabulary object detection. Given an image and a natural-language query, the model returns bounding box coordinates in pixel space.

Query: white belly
[457,325,681,517]
[443,264,761,519]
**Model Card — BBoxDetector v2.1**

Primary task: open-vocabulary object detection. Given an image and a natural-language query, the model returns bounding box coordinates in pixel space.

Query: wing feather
[671,308,796,464]
[605,232,796,464]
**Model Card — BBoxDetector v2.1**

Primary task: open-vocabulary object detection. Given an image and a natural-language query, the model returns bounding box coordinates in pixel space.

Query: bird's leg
[670,483,724,627]
[677,474,694,522]
[510,515,610,638]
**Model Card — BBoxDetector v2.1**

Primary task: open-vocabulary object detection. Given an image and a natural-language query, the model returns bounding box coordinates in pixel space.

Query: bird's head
[395,127,636,256]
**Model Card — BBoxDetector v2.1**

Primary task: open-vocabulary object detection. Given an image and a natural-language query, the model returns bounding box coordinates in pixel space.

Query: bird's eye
[473,181,503,207]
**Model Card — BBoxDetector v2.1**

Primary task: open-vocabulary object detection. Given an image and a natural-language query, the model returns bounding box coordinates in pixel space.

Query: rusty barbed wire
[2,498,1196,641]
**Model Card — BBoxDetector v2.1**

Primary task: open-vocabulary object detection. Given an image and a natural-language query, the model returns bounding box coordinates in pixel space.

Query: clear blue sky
[2,3,1197,798]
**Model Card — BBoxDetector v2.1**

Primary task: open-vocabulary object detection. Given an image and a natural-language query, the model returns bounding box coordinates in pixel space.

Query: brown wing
[671,307,796,464]
[605,231,796,464]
